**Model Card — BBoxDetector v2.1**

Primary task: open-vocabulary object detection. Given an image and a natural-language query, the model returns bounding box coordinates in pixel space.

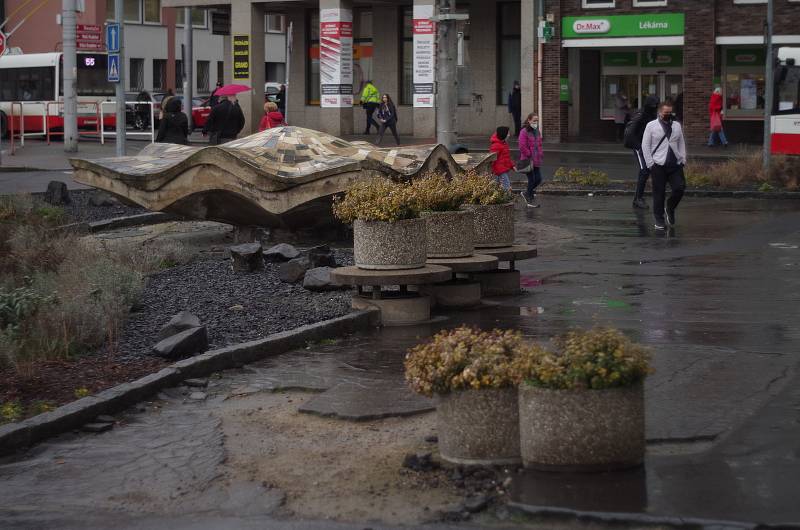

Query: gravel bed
[114,249,355,361]
[55,189,148,224]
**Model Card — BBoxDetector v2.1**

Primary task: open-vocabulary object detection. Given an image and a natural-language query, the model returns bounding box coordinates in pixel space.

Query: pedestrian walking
[518,113,543,207]
[276,84,286,115]
[614,91,631,141]
[155,97,189,145]
[360,80,381,134]
[258,101,286,131]
[375,94,400,146]
[202,95,245,145]
[135,90,152,130]
[209,82,223,107]
[508,81,522,137]
[708,87,729,147]
[489,126,514,191]
[624,94,659,209]
[642,101,687,231]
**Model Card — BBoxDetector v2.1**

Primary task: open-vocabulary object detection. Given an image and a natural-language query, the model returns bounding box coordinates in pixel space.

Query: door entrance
[642,72,683,106]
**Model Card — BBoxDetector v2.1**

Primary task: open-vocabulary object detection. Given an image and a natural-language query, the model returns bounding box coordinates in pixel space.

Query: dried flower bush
[513,327,650,390]
[405,326,524,397]
[454,172,514,206]
[332,179,418,223]
[408,173,468,212]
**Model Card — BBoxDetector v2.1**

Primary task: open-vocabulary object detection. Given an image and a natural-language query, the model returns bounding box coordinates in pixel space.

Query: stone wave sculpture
[70,127,495,228]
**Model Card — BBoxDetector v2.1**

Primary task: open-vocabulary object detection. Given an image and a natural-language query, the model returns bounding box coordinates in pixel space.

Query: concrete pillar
[231,1,265,136]
[372,6,400,133]
[413,0,436,139]
[286,7,306,126]
[318,0,354,136]
[520,0,535,121]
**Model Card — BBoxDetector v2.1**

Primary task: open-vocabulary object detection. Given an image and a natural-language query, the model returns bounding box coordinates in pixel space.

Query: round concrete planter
[420,210,474,258]
[462,202,514,249]
[353,218,427,270]
[437,387,521,465]
[518,383,645,471]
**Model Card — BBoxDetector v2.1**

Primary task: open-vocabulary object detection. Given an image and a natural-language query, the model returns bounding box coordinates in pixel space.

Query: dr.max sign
[563,13,684,39]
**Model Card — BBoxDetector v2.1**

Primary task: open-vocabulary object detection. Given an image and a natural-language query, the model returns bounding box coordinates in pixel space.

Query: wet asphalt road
[0,196,798,528]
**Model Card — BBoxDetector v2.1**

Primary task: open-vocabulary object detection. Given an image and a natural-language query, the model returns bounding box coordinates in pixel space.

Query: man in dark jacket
[625,95,660,209]
[202,95,245,144]
[508,81,522,137]
[208,82,223,107]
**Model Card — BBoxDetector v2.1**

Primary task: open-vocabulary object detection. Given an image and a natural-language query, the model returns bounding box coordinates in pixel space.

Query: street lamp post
[763,0,774,171]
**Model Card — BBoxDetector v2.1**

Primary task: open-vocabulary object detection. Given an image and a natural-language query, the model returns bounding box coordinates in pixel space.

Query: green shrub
[333,179,418,223]
[0,401,23,423]
[408,173,467,212]
[552,167,610,187]
[454,172,514,205]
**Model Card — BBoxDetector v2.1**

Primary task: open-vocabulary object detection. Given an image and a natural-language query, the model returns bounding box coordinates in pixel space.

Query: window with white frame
[633,0,667,6]
[143,0,160,24]
[106,0,141,23]
[266,14,286,33]
[582,0,615,8]
[176,8,208,28]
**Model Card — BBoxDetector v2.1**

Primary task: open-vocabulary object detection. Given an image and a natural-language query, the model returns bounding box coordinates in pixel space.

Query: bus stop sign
[0,31,6,56]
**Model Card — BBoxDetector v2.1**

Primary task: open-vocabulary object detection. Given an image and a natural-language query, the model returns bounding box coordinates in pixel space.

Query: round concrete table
[427,254,499,277]
[480,245,538,271]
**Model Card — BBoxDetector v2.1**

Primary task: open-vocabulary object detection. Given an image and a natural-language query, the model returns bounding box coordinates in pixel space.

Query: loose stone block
[44,181,71,205]
[278,257,310,283]
[264,243,300,262]
[153,327,209,359]
[230,243,264,272]
[157,311,202,341]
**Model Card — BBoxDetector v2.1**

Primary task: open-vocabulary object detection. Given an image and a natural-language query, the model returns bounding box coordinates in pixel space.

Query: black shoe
[654,218,666,230]
[632,198,648,209]
[664,207,675,226]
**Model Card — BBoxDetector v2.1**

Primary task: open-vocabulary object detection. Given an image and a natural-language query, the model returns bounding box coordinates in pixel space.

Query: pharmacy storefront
[561,13,685,139]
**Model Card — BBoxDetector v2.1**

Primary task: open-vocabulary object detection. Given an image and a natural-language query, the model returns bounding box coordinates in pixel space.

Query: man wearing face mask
[641,102,686,230]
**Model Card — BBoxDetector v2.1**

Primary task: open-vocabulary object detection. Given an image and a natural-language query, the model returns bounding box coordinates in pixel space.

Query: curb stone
[0,309,380,456]
[529,188,800,199]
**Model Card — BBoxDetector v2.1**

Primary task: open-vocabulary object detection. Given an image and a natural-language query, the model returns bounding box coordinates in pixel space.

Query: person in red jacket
[707,87,728,147]
[258,101,286,132]
[489,126,515,190]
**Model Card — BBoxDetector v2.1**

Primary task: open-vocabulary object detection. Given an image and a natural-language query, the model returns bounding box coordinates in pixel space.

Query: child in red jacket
[489,126,515,190]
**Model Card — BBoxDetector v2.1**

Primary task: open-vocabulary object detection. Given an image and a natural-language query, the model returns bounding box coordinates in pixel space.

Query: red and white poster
[413,4,435,108]
[320,8,353,108]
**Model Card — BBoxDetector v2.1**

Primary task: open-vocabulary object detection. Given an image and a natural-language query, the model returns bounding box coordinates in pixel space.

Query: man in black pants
[641,101,687,230]
[624,95,659,209]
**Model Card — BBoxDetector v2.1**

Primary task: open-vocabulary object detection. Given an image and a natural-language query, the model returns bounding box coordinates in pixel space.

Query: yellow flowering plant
[408,173,468,212]
[404,326,524,397]
[513,327,651,390]
[332,179,418,223]
[454,171,514,206]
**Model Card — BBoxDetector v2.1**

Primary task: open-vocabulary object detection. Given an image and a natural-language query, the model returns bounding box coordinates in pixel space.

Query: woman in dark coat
[376,93,400,146]
[155,97,189,145]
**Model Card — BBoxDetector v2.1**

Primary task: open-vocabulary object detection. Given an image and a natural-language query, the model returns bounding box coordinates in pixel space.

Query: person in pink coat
[518,113,544,207]
[708,87,728,147]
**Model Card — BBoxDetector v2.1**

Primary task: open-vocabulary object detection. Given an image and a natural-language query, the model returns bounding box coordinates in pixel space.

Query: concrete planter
[462,202,514,249]
[353,218,427,270]
[437,387,520,465]
[518,383,645,471]
[420,210,475,258]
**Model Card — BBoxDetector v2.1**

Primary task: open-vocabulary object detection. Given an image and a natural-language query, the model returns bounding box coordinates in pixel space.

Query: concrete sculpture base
[352,293,432,326]
[470,270,522,296]
[418,280,482,308]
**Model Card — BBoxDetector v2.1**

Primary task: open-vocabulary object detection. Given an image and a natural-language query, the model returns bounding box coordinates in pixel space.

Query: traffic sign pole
[111,0,126,156]
[62,0,78,152]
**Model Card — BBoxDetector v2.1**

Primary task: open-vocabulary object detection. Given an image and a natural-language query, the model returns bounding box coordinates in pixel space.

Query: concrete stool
[424,254,499,307]
[470,245,538,296]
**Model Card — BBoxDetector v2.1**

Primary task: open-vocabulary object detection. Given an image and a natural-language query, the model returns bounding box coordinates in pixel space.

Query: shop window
[143,0,160,24]
[633,0,667,6]
[582,0,615,7]
[177,8,208,28]
[353,9,373,104]
[497,2,520,106]
[723,48,766,117]
[601,75,638,120]
[266,62,286,83]
[307,10,320,105]
[153,59,167,91]
[130,58,144,91]
[106,0,141,23]
[197,60,210,93]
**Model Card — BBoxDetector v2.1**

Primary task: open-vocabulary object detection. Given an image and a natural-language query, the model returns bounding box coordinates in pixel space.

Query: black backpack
[623,110,645,149]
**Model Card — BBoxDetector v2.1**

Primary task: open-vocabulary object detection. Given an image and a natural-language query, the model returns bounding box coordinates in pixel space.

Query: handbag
[710,112,722,133]
[516,159,531,172]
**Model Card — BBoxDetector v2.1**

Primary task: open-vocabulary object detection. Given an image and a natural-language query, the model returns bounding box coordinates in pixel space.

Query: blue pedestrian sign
[106,23,120,53]
[107,53,120,82]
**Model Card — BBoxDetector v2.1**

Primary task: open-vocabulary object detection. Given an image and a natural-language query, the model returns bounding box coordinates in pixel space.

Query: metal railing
[100,101,156,144]
[9,101,48,155]
[45,101,102,145]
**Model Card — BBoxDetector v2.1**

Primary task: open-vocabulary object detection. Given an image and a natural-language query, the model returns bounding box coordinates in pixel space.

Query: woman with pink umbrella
[202,84,248,144]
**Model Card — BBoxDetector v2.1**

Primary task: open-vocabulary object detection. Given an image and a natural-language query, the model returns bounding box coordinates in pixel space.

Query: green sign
[726,48,766,66]
[641,49,683,68]
[559,78,569,102]
[603,52,638,67]
[562,13,684,39]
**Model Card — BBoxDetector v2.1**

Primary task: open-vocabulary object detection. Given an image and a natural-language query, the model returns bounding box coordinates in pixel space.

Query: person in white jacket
[641,101,687,230]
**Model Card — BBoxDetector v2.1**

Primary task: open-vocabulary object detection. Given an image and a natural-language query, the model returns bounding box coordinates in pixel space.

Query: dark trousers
[364,103,379,133]
[512,111,521,136]
[377,121,400,145]
[526,167,542,199]
[632,148,650,200]
[651,164,686,220]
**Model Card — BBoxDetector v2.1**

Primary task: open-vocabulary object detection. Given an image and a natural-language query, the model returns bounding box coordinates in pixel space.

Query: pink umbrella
[215,84,251,96]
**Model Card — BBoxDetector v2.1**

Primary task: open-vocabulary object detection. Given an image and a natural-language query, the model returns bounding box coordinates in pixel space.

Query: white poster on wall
[413,4,435,108]
[740,78,757,110]
[320,8,353,108]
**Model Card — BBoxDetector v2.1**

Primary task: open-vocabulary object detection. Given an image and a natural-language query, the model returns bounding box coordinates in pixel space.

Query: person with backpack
[641,101,687,231]
[624,95,660,210]
[258,101,286,131]
[489,126,515,191]
[518,113,543,207]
